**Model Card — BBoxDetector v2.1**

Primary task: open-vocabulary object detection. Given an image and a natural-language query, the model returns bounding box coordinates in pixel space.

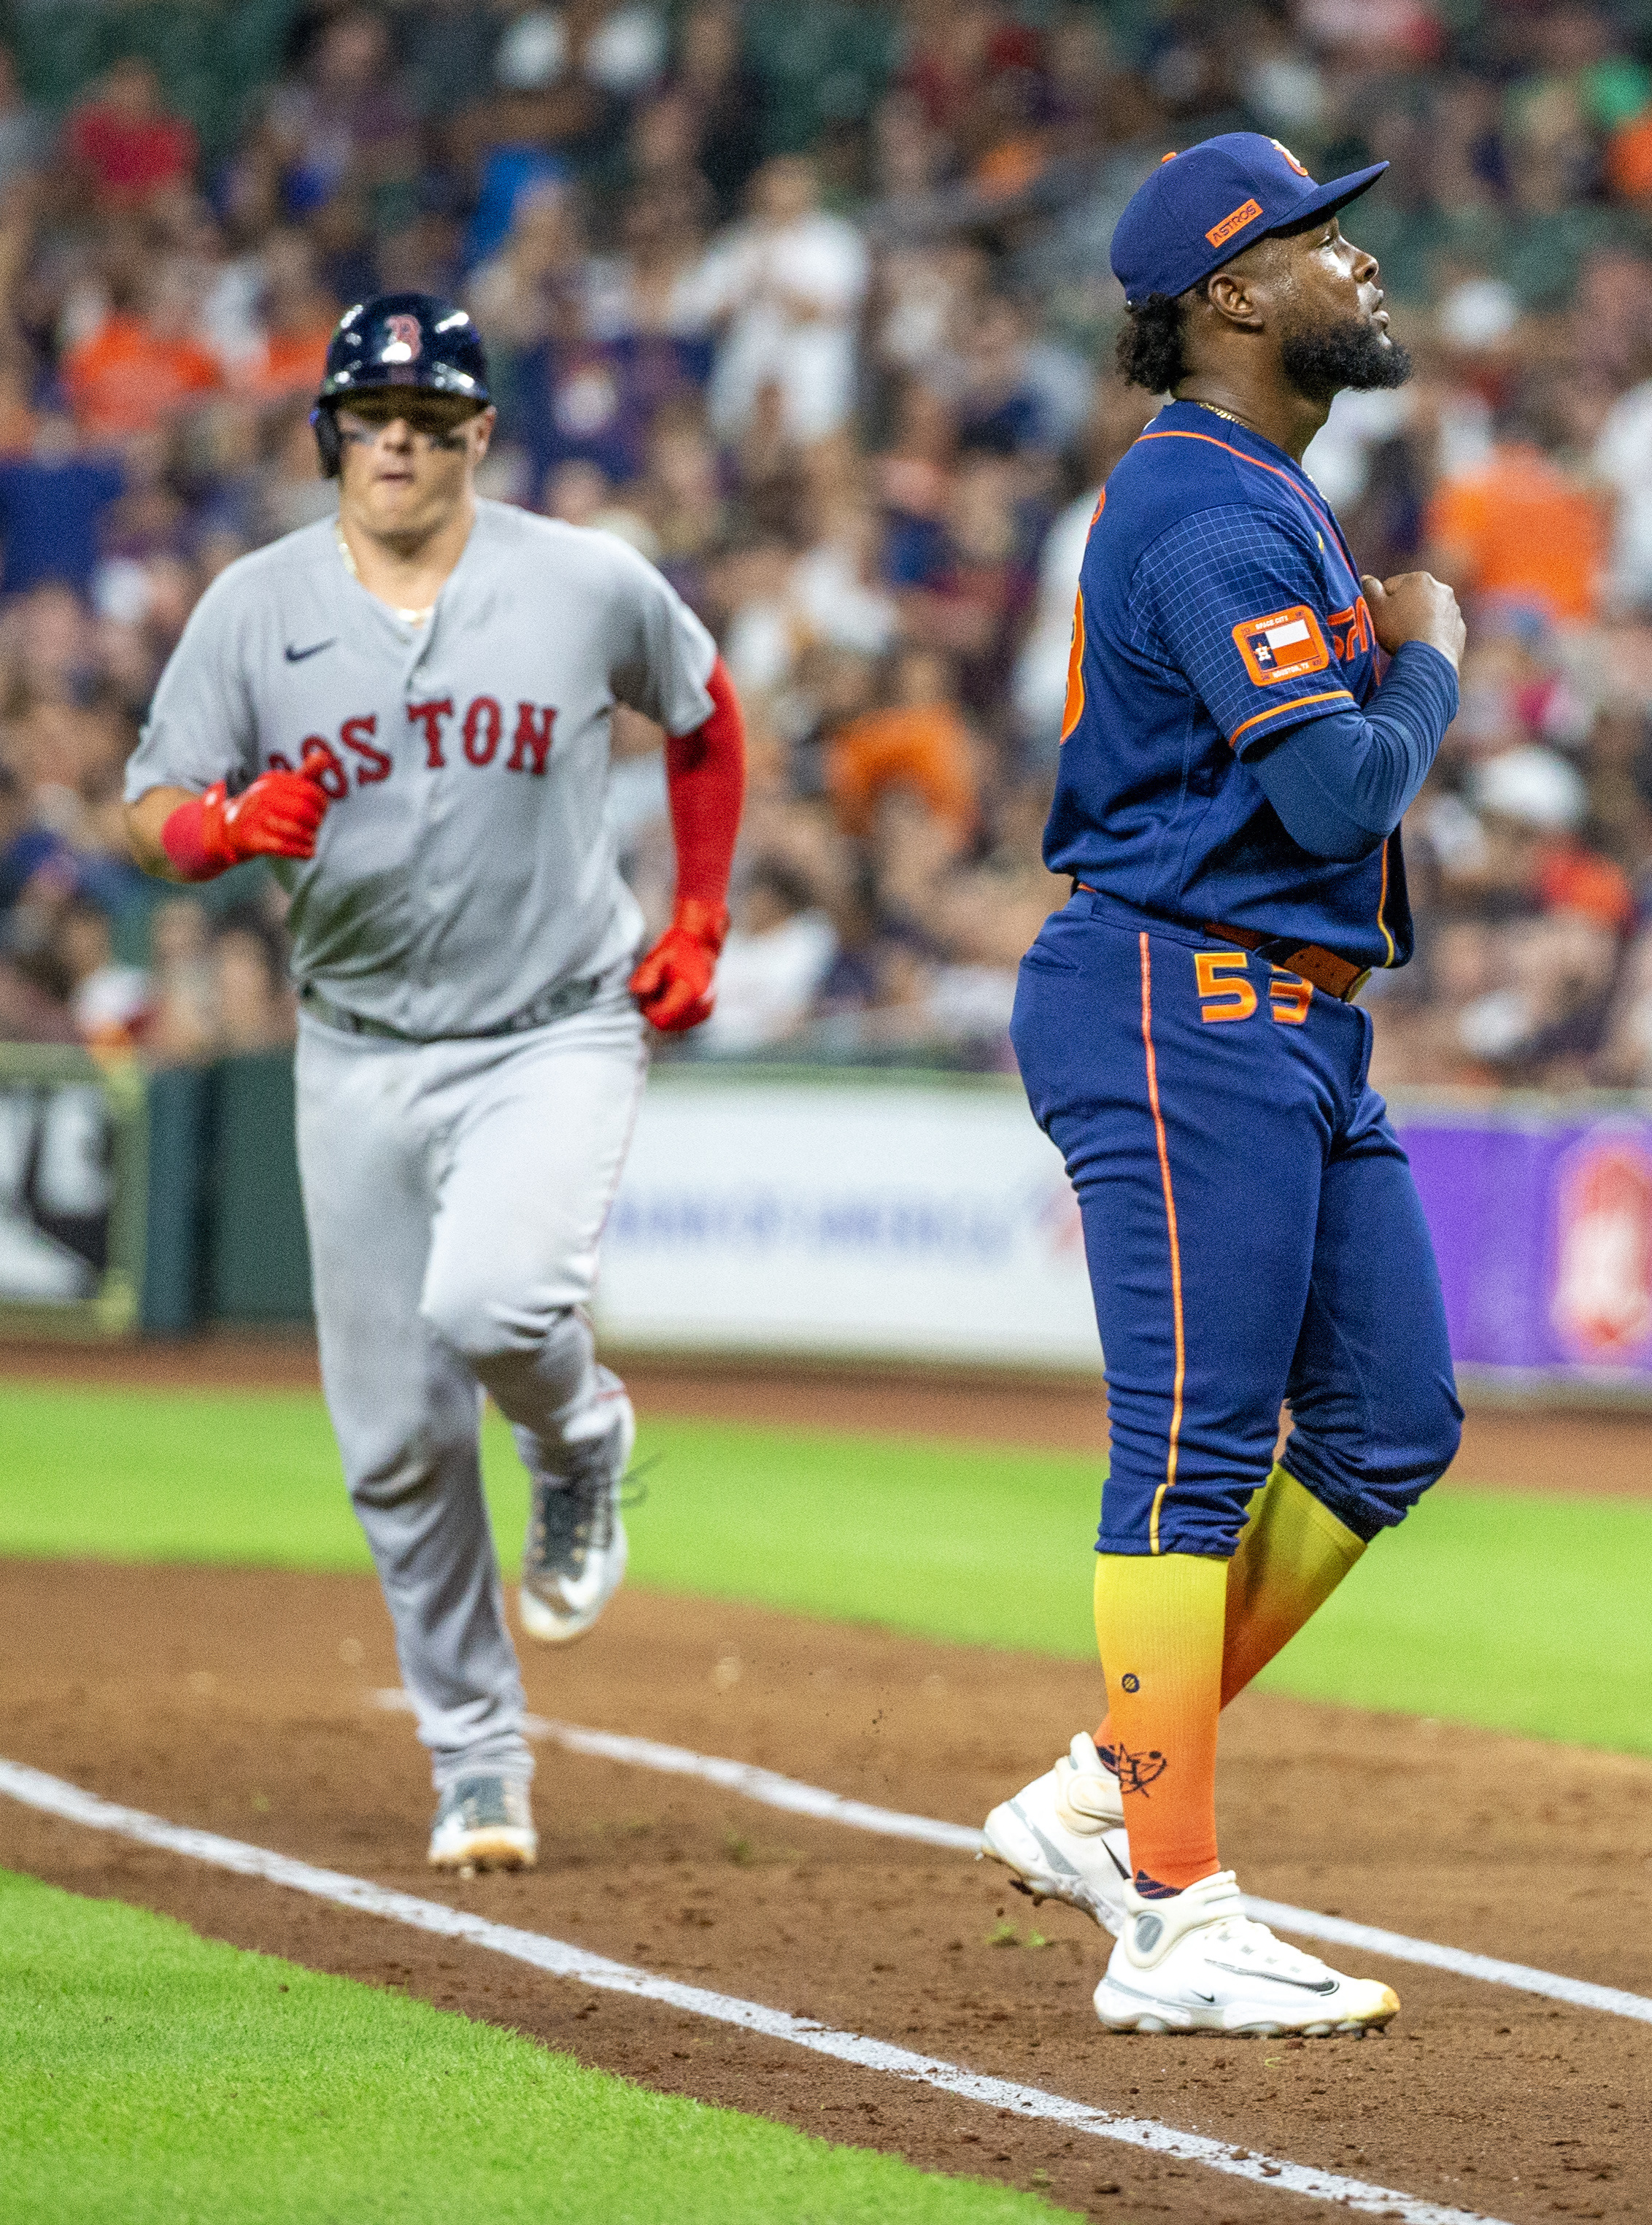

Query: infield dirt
[2,1557,1648,2224]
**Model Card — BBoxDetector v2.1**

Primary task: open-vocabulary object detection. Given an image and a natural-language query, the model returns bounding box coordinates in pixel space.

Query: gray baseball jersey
[126,500,716,1037]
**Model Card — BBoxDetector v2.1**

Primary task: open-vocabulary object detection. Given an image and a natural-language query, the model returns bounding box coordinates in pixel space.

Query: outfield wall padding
[138,1052,312,1331]
[204,1054,312,1324]
[10,1047,1652,1386]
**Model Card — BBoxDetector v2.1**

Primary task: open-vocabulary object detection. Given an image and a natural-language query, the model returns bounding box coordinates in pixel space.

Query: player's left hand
[630,898,729,1032]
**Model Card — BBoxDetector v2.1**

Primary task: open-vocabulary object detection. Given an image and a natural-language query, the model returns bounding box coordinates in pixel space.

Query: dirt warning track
[1,1560,1648,2222]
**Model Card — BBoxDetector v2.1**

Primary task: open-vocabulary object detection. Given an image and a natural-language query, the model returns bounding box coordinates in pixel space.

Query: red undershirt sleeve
[663,655,746,913]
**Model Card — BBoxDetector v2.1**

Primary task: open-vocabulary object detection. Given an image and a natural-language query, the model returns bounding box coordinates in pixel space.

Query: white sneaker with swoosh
[980,1731,1132,1935]
[519,1373,635,1645]
[1093,1868,1400,2036]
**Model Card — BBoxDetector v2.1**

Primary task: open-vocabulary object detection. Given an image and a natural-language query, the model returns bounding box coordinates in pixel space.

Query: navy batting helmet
[311,291,491,476]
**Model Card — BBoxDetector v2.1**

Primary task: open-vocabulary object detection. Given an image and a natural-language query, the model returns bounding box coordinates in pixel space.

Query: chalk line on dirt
[378,1691,1652,2033]
[0,1754,1510,2225]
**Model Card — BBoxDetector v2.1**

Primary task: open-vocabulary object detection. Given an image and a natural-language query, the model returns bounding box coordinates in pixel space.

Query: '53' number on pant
[1194,949,1311,1027]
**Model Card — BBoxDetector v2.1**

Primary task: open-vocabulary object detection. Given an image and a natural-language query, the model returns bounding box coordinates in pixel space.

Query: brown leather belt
[1203,921,1369,1003]
[1070,886,1368,1003]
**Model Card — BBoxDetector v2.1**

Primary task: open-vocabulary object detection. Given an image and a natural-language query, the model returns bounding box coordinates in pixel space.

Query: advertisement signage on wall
[1400,1100,1652,1387]
[600,1073,1652,1388]
[595,1071,1102,1368]
[0,1044,145,1333]
[10,1044,1652,1389]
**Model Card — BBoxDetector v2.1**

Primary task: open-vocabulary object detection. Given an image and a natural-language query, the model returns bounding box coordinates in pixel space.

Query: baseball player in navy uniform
[126,295,744,1873]
[979,139,1464,2034]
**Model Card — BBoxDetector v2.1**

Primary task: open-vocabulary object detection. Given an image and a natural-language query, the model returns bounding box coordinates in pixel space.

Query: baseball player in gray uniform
[125,294,746,1873]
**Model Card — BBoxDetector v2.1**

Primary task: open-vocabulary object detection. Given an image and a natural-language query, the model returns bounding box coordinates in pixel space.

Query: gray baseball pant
[295,982,647,1792]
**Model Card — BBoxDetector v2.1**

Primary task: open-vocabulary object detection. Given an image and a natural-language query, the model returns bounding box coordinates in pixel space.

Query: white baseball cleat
[428,1776,538,1872]
[981,1731,1132,1935]
[1094,1868,1400,2036]
[520,1375,636,1644]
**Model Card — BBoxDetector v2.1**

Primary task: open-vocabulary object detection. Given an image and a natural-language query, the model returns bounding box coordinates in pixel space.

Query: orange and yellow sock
[1094,1549,1227,1895]
[1095,1466,1367,1796]
[1219,1462,1366,1701]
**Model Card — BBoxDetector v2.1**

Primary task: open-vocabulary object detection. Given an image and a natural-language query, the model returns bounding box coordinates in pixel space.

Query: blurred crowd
[9,0,1652,1087]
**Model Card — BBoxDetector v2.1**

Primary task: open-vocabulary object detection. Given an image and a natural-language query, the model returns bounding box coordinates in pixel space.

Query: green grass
[0,1869,1074,2225]
[1,1384,1649,1754]
[1250,1488,1652,1751]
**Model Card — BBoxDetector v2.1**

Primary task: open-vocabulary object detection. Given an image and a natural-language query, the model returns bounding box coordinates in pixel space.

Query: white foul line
[376,1692,1652,2033]
[522,1708,984,1851]
[0,1754,1510,2225]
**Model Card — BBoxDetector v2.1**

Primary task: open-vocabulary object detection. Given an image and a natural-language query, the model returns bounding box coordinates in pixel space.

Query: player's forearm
[125,787,199,881]
[663,656,746,914]
[1248,641,1458,862]
[630,661,746,1033]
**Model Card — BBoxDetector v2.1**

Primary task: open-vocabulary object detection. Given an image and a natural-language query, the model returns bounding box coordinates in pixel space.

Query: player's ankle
[1132,1862,1223,1899]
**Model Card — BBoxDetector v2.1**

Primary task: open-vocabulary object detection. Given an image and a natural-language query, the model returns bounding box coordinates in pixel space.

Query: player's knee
[1387,1368,1462,1494]
[421,1272,525,1368]
[1291,1373,1462,1536]
[420,1270,584,1382]
[1419,1384,1463,1484]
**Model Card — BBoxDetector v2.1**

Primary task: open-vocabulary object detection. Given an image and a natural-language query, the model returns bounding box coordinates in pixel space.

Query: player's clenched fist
[161,747,335,879]
[1360,571,1466,670]
[630,897,729,1032]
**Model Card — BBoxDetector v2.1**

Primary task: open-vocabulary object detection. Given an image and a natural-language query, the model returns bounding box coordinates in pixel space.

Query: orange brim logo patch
[1233,604,1332,685]
[1205,196,1263,248]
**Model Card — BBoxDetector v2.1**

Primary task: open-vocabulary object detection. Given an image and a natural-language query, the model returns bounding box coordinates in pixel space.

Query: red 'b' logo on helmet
[385,312,422,358]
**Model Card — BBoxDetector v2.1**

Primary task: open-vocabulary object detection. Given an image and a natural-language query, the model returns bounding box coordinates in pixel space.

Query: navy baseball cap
[1111,133,1388,306]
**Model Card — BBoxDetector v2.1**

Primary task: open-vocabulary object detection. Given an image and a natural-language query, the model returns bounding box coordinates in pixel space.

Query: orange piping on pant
[1375,836,1395,967]
[1138,930,1186,1555]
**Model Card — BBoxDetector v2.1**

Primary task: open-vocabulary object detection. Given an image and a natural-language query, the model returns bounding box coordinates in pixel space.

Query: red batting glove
[630,897,729,1033]
[161,747,335,880]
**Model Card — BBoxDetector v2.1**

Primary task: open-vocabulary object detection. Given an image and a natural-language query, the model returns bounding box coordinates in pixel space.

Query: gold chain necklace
[334,522,433,628]
[1188,398,1251,431]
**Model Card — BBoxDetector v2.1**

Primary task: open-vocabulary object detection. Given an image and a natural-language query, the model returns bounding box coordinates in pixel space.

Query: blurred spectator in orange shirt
[828,649,979,839]
[1536,841,1637,933]
[1425,404,1608,625]
[66,58,196,210]
[1607,102,1652,204]
[232,231,340,403]
[63,270,220,439]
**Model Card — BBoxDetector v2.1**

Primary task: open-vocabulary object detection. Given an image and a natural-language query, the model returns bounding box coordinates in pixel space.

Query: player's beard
[1280,314,1412,405]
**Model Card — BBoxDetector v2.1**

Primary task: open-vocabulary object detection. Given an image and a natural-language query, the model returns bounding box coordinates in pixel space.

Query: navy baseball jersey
[1047,398,1408,970]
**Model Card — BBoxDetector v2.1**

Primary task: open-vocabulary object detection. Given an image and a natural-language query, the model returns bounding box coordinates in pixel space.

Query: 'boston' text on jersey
[268,698,559,793]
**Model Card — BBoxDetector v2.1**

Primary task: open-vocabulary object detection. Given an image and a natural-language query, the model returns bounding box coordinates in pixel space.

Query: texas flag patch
[1232,604,1332,686]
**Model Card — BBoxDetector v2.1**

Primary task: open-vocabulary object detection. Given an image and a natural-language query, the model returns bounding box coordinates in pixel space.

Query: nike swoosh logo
[1205,1961,1338,1994]
[285,639,336,663]
[1009,1803,1082,1882]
